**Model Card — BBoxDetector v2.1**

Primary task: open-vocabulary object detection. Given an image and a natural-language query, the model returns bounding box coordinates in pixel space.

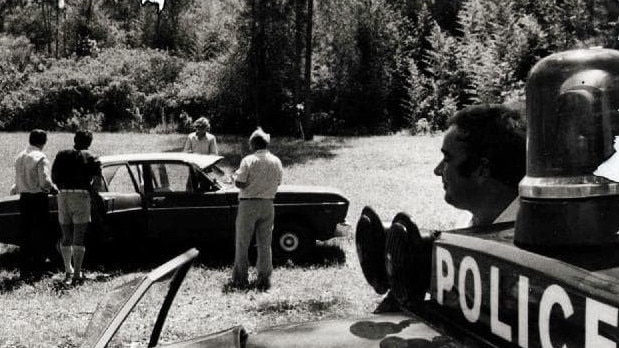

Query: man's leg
[69,192,91,284]
[18,194,34,279]
[58,192,74,281]
[232,201,255,287]
[59,224,74,280]
[71,223,88,283]
[255,201,274,290]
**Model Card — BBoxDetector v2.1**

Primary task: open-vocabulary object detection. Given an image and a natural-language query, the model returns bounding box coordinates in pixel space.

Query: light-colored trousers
[232,200,274,284]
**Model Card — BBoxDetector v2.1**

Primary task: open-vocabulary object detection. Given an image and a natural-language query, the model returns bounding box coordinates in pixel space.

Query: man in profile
[184,117,218,155]
[11,129,58,281]
[369,103,526,312]
[231,127,283,291]
[52,130,101,285]
[433,103,525,227]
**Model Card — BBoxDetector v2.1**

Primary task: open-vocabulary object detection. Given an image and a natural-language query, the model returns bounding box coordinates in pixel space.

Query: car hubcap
[279,232,299,252]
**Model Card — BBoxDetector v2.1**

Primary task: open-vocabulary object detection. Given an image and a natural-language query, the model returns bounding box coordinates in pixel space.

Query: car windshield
[82,249,198,348]
[202,164,234,189]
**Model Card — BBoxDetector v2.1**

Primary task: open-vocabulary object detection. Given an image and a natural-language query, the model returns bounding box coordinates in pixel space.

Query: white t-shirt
[235,150,283,199]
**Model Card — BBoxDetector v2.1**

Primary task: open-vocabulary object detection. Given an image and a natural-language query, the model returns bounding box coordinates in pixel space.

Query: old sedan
[0,152,350,262]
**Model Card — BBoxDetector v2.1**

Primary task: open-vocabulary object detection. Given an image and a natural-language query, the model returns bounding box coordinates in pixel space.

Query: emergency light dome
[516,48,619,247]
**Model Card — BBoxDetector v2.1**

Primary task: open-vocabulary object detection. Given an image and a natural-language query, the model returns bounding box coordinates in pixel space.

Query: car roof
[99,152,223,168]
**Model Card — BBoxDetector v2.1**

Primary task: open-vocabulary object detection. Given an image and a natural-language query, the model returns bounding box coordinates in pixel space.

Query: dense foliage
[1,0,618,134]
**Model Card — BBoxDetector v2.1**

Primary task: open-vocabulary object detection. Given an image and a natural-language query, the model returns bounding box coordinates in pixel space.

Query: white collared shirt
[11,145,56,194]
[183,132,218,155]
[235,150,283,199]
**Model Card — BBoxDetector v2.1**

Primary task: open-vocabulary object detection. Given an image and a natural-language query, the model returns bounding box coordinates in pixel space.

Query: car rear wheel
[272,223,314,262]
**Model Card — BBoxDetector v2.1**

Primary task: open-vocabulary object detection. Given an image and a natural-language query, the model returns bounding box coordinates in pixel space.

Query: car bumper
[334,221,351,237]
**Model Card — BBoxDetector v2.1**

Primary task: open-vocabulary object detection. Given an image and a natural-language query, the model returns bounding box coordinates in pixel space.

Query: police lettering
[434,246,618,347]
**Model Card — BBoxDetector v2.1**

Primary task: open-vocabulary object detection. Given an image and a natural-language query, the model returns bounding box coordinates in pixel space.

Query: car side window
[149,163,193,193]
[103,165,137,194]
[130,164,145,193]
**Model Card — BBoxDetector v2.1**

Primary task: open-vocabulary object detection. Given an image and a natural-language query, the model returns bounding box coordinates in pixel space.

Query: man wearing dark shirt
[52,130,101,285]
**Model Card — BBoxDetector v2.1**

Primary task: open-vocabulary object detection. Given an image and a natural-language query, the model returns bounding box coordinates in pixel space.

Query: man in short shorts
[52,130,101,285]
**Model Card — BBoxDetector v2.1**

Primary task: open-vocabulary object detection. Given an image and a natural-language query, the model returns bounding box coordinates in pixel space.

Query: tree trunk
[249,0,261,126]
[302,0,314,140]
[294,0,304,139]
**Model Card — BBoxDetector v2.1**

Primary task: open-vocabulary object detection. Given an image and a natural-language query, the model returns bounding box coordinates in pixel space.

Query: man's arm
[38,157,58,194]
[88,154,102,176]
[211,137,219,156]
[234,158,249,189]
[183,135,192,153]
[11,157,19,195]
[51,152,60,184]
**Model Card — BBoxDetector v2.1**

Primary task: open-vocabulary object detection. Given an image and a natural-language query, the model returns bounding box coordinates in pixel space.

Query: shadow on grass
[0,240,346,293]
[166,136,349,169]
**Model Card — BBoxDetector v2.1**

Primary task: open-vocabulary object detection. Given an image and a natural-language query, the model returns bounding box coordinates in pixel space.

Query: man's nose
[433,161,444,176]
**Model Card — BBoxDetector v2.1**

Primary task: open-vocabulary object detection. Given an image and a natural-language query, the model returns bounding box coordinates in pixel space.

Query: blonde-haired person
[184,117,218,155]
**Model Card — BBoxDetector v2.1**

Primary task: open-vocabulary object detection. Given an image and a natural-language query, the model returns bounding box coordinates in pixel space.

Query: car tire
[272,223,314,262]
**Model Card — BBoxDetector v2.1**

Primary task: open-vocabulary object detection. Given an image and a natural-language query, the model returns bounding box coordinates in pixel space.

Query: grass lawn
[0,132,467,347]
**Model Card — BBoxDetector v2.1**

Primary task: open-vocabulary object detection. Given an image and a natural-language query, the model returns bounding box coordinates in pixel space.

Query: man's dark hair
[249,127,269,150]
[74,130,93,150]
[29,129,47,147]
[449,104,526,188]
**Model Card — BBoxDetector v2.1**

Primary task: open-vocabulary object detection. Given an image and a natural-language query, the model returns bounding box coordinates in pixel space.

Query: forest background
[1,0,618,137]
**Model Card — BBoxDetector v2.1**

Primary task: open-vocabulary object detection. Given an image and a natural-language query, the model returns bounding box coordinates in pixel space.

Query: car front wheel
[272,223,314,262]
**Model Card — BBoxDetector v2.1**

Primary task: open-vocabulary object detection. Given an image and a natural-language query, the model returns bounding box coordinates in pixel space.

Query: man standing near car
[52,130,101,285]
[10,129,58,281]
[231,127,283,291]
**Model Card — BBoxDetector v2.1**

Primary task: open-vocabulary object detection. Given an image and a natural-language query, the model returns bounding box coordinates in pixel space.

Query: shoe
[224,278,249,292]
[255,276,271,291]
[71,272,85,286]
[63,272,73,286]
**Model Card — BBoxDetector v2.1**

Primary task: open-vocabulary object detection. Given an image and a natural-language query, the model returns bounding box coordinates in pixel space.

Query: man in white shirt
[183,117,218,155]
[11,129,58,281]
[230,127,283,291]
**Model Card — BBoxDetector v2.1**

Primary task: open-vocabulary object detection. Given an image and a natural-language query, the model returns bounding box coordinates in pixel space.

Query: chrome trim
[520,175,619,199]
[148,206,230,211]
[0,213,19,217]
[273,202,348,207]
[107,207,143,214]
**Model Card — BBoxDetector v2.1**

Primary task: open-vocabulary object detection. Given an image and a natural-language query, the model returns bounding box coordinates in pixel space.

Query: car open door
[81,248,199,348]
[141,162,232,249]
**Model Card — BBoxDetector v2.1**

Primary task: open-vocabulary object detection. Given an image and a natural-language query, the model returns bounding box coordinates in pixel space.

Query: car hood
[161,314,459,348]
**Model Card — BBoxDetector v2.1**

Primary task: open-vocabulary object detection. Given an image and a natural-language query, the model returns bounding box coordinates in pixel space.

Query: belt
[239,198,273,201]
[59,189,89,193]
